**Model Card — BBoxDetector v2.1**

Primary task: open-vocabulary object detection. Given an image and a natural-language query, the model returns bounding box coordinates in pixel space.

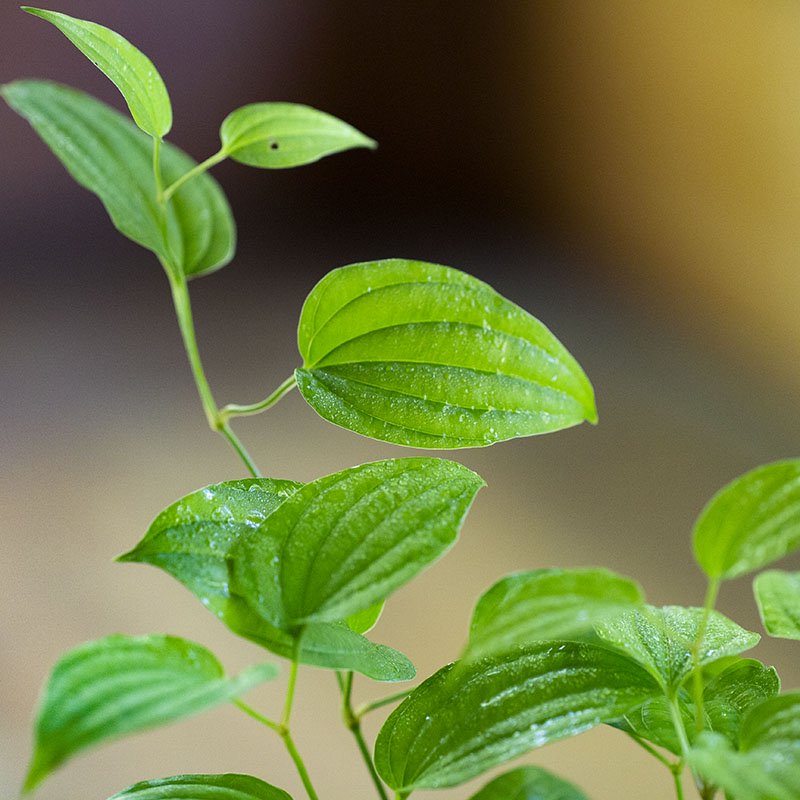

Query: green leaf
[465,568,644,662]
[754,570,800,639]
[619,658,780,754]
[108,773,292,800]
[374,642,659,792]
[22,7,172,138]
[220,102,375,168]
[703,658,781,745]
[347,601,384,635]
[295,259,597,448]
[120,478,303,614]
[693,460,800,580]
[690,695,800,800]
[297,623,414,682]
[231,458,484,627]
[467,766,589,800]
[595,605,759,691]
[2,80,235,277]
[119,480,412,682]
[23,634,277,792]
[690,732,800,800]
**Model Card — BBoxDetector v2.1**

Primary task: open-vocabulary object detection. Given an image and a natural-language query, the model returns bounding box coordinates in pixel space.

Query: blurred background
[3,2,800,798]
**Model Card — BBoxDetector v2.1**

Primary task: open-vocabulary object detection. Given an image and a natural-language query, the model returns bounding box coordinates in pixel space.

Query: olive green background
[3,3,800,798]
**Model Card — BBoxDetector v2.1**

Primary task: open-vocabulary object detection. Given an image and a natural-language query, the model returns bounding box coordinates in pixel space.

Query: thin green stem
[691,577,721,733]
[672,767,686,800]
[162,148,227,202]
[282,658,300,728]
[168,270,219,430]
[233,699,282,733]
[623,730,674,770]
[165,268,260,476]
[339,672,390,800]
[219,421,260,477]
[282,730,320,800]
[354,688,411,719]
[153,136,164,203]
[220,374,298,420]
[668,694,691,761]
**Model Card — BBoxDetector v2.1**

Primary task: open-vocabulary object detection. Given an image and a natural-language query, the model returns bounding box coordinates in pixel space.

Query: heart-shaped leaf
[467,766,588,800]
[232,458,484,628]
[465,567,644,662]
[2,80,235,277]
[693,460,800,581]
[374,642,658,792]
[690,693,800,800]
[296,259,597,448]
[120,480,412,681]
[754,570,800,639]
[22,7,172,138]
[595,605,759,691]
[23,634,277,792]
[220,103,375,168]
[108,774,293,800]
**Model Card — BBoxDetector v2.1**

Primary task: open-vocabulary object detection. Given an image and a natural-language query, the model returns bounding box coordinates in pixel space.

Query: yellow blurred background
[2,3,800,799]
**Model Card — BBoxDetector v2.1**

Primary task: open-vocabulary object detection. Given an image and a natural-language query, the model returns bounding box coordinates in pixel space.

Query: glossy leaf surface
[108,773,292,800]
[690,694,800,800]
[296,259,597,448]
[374,642,658,791]
[220,102,375,168]
[468,766,588,800]
[120,480,412,681]
[2,80,235,277]
[619,658,779,754]
[23,7,172,137]
[232,458,484,627]
[693,460,800,580]
[596,605,759,691]
[754,570,800,639]
[120,478,302,612]
[466,567,644,662]
[24,635,277,791]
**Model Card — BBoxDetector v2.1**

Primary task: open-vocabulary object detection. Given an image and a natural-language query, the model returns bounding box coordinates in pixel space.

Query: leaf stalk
[691,577,721,733]
[220,374,298,421]
[339,672,390,800]
[162,148,227,202]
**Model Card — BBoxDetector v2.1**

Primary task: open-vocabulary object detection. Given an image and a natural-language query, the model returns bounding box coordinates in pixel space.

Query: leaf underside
[2,80,235,277]
[23,7,172,138]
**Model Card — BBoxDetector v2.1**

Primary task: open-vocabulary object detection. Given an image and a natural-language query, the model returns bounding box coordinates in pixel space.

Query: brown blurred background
[3,2,800,798]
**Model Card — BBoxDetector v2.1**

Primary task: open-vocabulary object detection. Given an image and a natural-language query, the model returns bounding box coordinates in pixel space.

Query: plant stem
[691,577,721,733]
[220,374,298,420]
[219,420,261,477]
[668,694,692,761]
[354,688,411,719]
[233,699,282,733]
[672,767,686,800]
[152,136,164,203]
[166,268,260,477]
[162,148,227,202]
[623,730,674,770]
[339,672,390,800]
[282,729,320,800]
[282,658,300,728]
